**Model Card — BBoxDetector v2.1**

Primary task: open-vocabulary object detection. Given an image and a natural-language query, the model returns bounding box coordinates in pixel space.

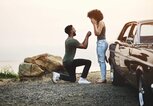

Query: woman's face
[90,18,97,24]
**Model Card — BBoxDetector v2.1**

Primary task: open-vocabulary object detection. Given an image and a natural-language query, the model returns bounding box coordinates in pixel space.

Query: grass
[0,65,18,79]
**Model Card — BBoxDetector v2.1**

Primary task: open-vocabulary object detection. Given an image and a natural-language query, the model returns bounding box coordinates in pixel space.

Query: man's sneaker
[78,77,91,84]
[52,72,60,83]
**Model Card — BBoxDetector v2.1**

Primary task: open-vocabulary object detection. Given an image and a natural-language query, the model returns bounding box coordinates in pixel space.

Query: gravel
[0,80,139,106]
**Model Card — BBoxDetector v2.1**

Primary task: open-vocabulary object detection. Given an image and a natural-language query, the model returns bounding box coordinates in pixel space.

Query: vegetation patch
[0,65,18,79]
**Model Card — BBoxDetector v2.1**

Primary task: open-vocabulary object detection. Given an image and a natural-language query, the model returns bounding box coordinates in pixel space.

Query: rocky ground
[0,71,139,106]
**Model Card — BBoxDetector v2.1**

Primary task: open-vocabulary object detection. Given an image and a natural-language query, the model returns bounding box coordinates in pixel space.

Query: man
[52,25,92,84]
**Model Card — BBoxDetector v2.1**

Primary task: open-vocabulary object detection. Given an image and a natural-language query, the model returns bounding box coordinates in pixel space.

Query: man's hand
[86,31,91,37]
[79,31,91,49]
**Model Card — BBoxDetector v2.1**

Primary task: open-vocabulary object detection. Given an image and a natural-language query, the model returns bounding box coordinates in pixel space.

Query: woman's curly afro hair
[87,9,103,22]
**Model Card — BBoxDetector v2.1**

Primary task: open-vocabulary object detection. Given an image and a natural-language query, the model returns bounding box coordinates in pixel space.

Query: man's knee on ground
[70,77,76,82]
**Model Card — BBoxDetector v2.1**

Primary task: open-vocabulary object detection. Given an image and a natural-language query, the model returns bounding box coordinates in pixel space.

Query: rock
[24,53,63,72]
[19,63,44,77]
[18,53,64,81]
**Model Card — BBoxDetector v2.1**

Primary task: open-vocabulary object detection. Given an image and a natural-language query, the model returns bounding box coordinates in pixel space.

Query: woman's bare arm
[91,19,104,36]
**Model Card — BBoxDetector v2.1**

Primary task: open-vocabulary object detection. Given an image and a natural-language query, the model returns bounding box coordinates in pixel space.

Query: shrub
[0,65,18,79]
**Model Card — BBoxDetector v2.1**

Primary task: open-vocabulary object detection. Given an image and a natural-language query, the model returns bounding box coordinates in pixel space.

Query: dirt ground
[0,71,139,106]
[0,70,109,85]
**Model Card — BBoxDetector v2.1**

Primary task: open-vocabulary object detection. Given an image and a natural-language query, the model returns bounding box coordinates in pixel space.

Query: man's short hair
[65,25,73,35]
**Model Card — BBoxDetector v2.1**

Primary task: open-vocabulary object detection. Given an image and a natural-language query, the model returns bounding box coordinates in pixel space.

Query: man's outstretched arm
[78,31,91,49]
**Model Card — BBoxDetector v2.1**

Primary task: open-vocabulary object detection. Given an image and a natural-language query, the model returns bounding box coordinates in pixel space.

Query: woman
[87,9,108,83]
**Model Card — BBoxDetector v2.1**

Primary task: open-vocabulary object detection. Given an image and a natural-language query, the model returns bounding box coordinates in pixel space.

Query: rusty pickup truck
[109,20,153,106]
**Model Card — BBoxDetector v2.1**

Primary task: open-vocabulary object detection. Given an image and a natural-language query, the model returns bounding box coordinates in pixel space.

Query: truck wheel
[138,74,152,106]
[112,65,125,86]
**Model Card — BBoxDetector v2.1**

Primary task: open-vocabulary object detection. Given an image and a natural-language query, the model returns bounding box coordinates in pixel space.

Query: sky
[0,0,153,72]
